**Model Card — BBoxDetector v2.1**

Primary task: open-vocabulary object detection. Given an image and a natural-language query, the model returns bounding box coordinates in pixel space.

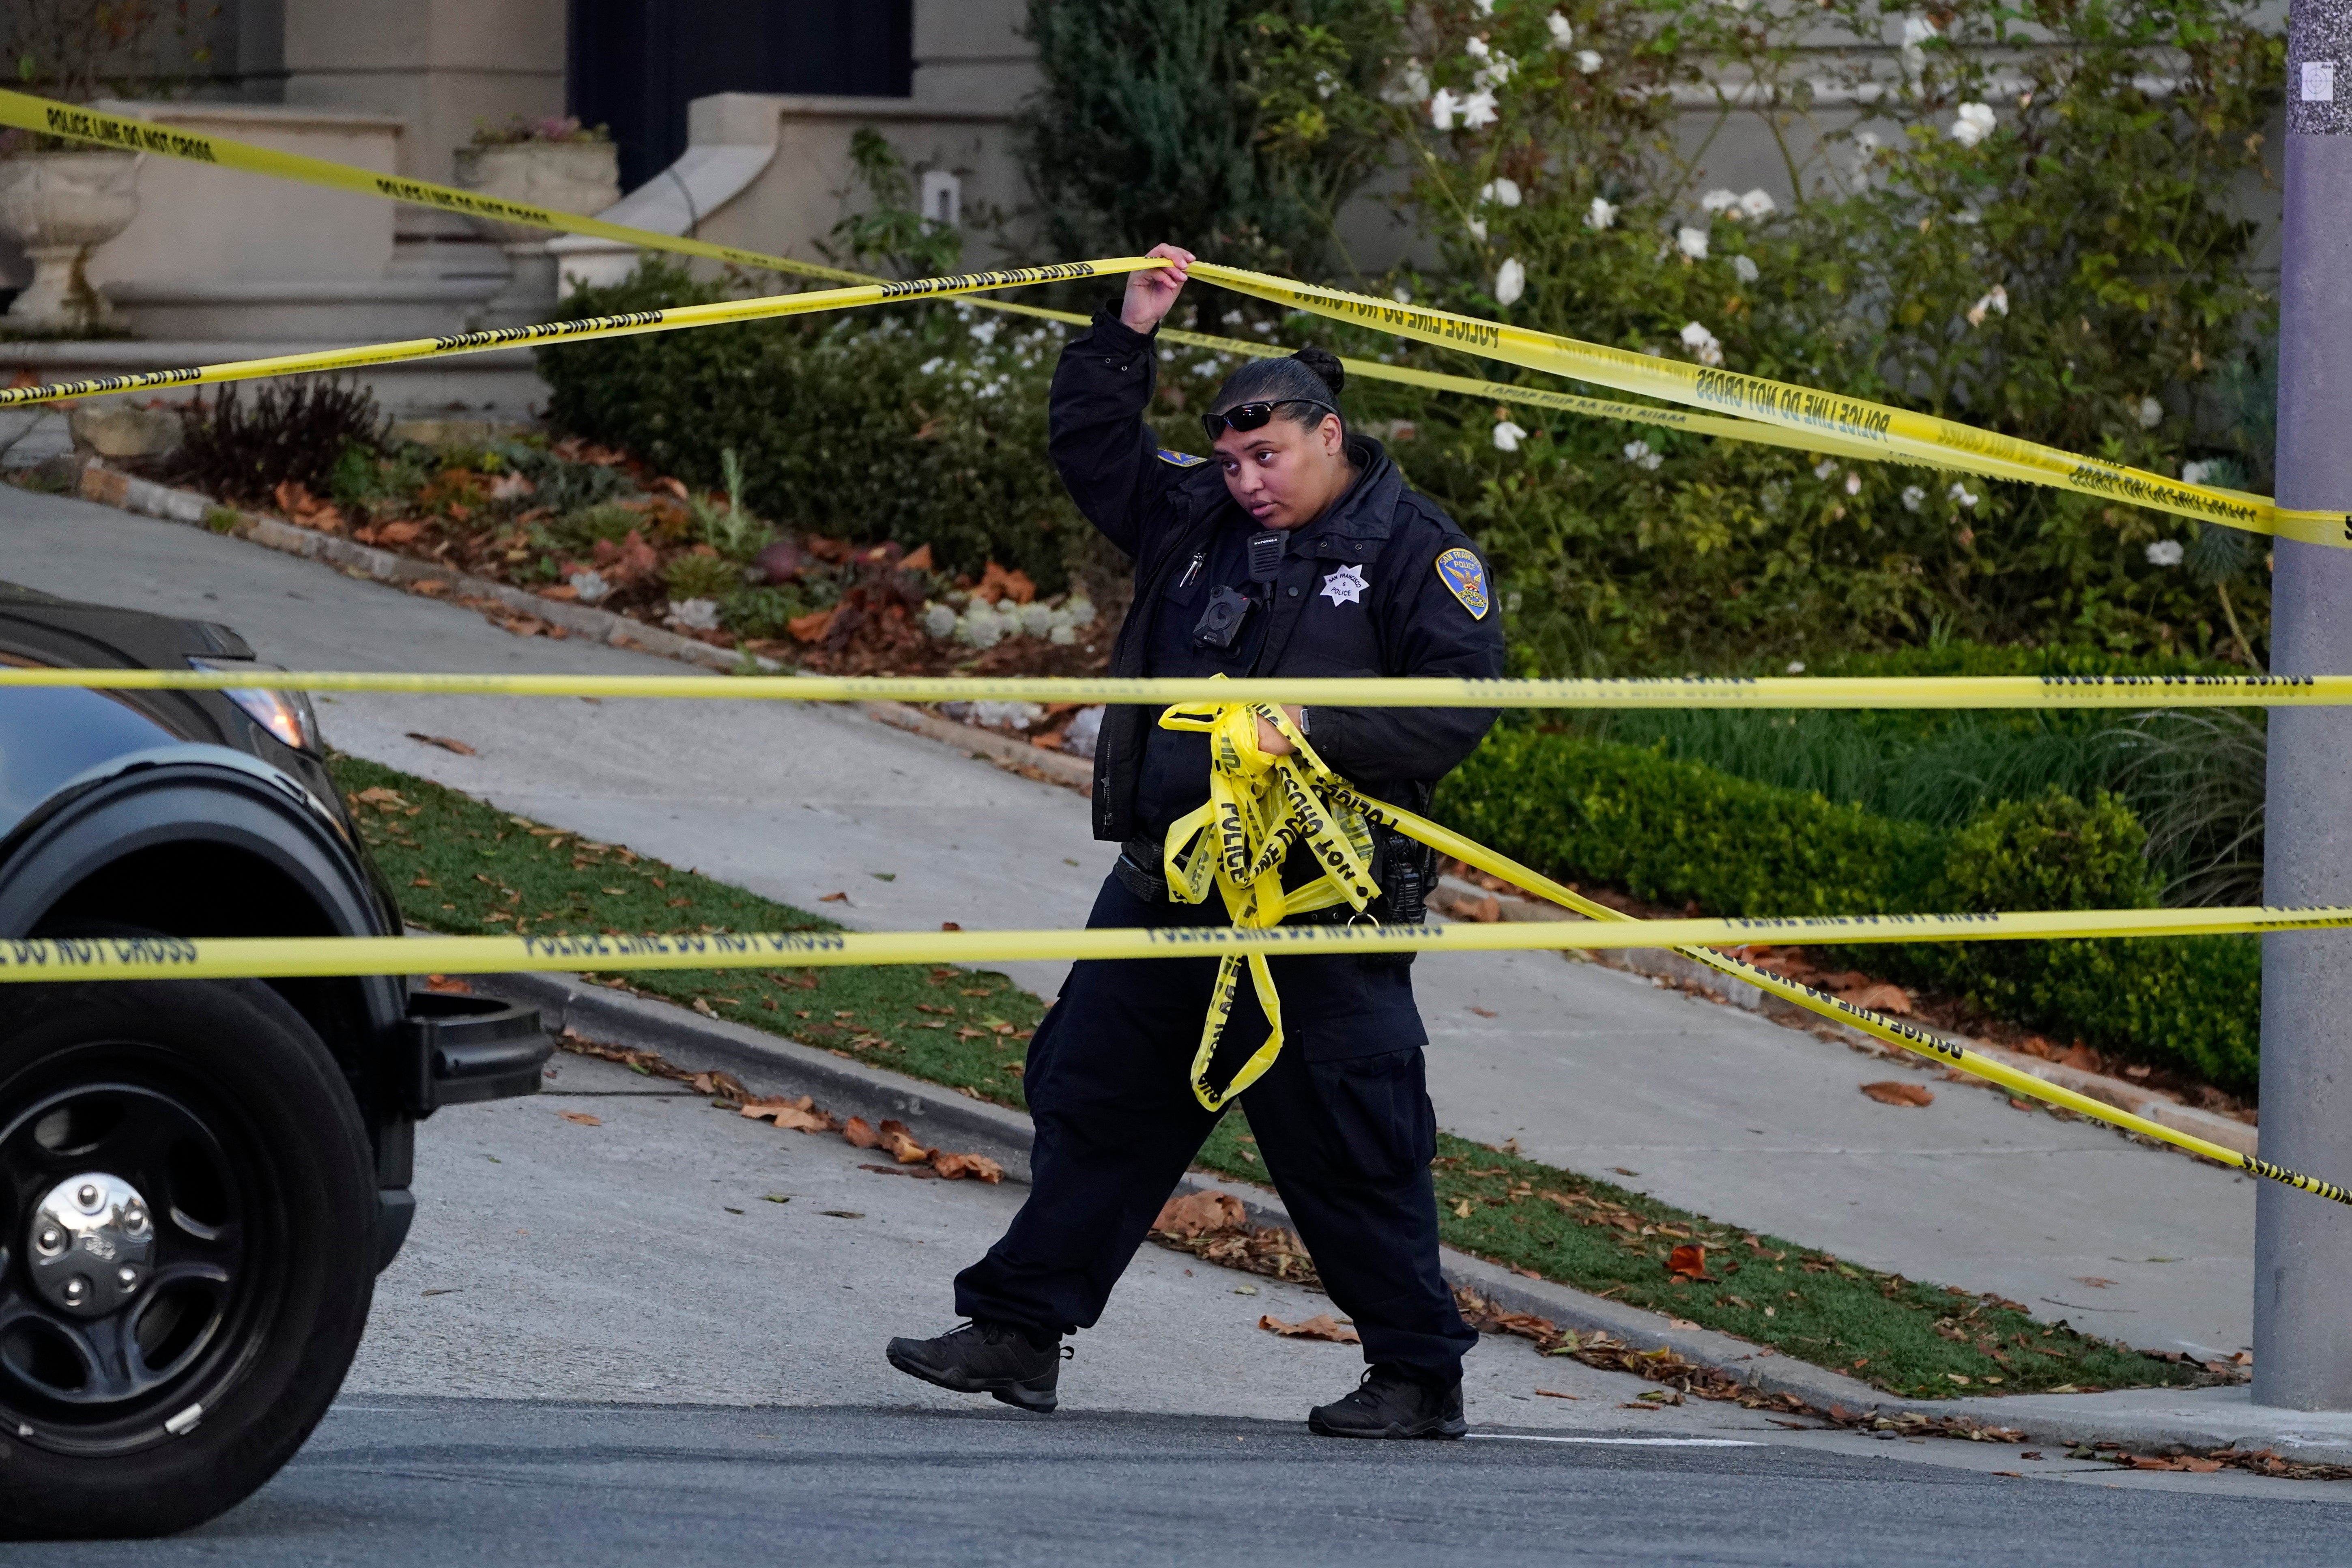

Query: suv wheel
[0,978,375,1539]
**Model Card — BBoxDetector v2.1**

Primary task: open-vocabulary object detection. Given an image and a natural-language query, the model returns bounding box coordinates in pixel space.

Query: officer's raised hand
[1120,242,1195,333]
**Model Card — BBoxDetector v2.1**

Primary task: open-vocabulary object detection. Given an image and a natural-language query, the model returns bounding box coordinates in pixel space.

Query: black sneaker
[886,1320,1066,1413]
[1307,1365,1467,1439]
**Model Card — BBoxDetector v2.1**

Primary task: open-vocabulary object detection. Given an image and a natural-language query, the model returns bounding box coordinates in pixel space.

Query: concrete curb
[1432,876,2260,1159]
[471,969,1041,1181]
[861,699,1093,794]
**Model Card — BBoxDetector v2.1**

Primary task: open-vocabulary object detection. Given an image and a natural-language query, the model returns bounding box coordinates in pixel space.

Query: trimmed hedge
[1436,727,2261,1095]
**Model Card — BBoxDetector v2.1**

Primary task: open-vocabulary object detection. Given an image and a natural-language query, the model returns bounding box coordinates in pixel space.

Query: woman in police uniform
[887,245,1505,1438]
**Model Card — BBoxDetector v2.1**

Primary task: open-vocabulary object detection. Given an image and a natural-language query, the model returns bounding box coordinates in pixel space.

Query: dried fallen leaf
[842,1116,882,1149]
[877,1118,933,1164]
[422,974,472,994]
[1860,1080,1935,1107]
[2072,1276,2116,1289]
[1534,1388,1580,1400]
[1468,1005,1497,1018]
[1154,1191,1249,1238]
[406,732,477,755]
[1667,1244,1711,1282]
[740,1099,833,1133]
[1260,1313,1360,1344]
[559,1110,601,1126]
[933,1151,1005,1183]
[1840,983,1913,1015]
[819,890,850,903]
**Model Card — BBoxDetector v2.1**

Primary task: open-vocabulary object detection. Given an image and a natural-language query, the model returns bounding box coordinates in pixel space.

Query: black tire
[0,978,376,1539]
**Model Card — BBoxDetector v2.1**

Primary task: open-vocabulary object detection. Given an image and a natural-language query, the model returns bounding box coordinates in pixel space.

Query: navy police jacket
[1049,303,1505,843]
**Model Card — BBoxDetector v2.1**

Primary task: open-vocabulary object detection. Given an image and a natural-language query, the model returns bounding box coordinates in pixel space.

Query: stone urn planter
[451,141,620,325]
[0,151,140,332]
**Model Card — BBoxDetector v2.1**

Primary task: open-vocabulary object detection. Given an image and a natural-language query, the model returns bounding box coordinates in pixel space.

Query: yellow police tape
[0,89,1880,465]
[10,665,2352,710]
[1155,696,1387,1111]
[0,259,1154,411]
[0,87,2296,521]
[2,901,2344,1201]
[1188,261,2338,547]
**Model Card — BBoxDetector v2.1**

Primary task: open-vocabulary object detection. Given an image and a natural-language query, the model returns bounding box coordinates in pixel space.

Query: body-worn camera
[1193,585,1254,649]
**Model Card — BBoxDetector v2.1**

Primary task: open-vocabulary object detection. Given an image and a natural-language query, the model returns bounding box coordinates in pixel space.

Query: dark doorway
[568,0,914,192]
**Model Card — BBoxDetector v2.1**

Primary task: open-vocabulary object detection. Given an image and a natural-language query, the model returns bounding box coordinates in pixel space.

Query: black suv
[0,581,550,1538]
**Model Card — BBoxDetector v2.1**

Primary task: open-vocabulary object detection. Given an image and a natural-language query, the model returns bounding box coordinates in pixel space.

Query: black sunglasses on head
[1201,398,1335,443]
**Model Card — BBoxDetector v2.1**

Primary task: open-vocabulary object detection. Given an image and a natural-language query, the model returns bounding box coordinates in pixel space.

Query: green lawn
[332,751,2202,1402]
[330,753,1045,1104]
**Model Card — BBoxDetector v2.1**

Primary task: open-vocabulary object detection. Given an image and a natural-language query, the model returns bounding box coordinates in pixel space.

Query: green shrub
[719,584,815,640]
[662,551,740,602]
[535,262,1086,593]
[1437,726,1944,919]
[1019,0,1400,277]
[1941,789,2158,914]
[1437,728,2261,1093]
[1240,0,2283,671]
[551,502,645,553]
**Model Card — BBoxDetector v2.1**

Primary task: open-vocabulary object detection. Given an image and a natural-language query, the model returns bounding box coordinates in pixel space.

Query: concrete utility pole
[2256,0,2352,1411]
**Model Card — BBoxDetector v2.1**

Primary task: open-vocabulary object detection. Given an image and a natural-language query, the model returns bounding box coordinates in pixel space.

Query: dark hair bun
[1291,346,1345,397]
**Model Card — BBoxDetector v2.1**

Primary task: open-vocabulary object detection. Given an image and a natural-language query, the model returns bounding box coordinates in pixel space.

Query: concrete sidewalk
[0,485,2257,1357]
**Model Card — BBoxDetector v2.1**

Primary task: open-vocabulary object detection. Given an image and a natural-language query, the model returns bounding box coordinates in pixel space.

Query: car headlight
[189,658,320,752]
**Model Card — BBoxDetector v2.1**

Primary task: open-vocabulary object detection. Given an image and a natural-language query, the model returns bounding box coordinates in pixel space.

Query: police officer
[886,244,1504,1438]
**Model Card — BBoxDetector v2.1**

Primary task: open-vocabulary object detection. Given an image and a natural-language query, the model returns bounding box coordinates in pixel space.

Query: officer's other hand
[1120,243,1194,334]
[1255,704,1304,757]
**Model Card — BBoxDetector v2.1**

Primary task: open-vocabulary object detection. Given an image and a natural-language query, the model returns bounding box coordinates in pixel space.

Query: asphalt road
[16,1400,2352,1568]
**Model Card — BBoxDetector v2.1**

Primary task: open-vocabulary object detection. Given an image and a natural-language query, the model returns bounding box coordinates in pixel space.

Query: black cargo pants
[953,871,1478,1378]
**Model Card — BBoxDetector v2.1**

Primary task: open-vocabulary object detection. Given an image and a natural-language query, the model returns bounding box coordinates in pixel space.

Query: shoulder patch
[1156,447,1208,468]
[1434,546,1490,619]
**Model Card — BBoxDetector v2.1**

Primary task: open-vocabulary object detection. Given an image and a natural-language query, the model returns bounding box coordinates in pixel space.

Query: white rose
[1845,472,1863,496]
[1732,254,1759,284]
[1676,226,1710,261]
[1679,320,1724,367]
[1965,283,2009,327]
[2146,540,2185,567]
[1587,195,1618,230]
[1460,89,1500,128]
[1623,439,1663,471]
[1951,101,1997,148]
[2136,395,2164,429]
[1947,481,1980,508]
[1701,188,1739,214]
[2181,460,2214,486]
[1466,217,1488,241]
[1493,420,1528,453]
[1575,48,1603,73]
[1901,485,1927,512]
[1548,13,1575,48]
[1739,188,1776,218]
[1479,177,1524,208]
[1494,256,1527,305]
[1429,88,1460,130]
